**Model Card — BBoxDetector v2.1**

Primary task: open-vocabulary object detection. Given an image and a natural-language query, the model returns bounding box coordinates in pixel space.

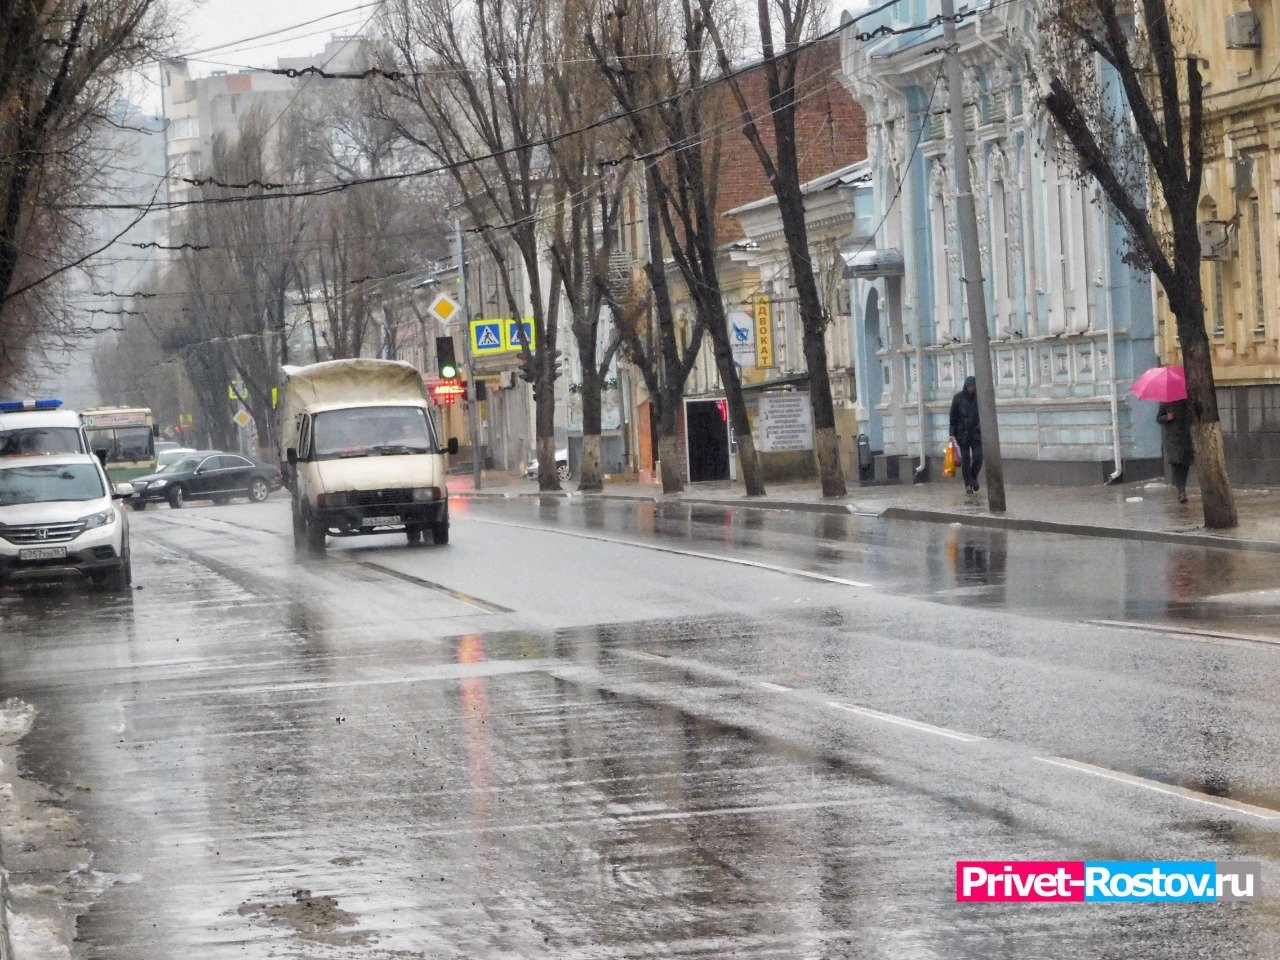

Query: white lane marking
[1087,618,1280,650]
[825,701,984,743]
[757,681,793,693]
[630,651,667,661]
[468,516,872,588]
[1036,756,1280,821]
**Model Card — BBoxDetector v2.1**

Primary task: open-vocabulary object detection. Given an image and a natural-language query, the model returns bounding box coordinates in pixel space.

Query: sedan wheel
[557,461,570,482]
[248,478,270,503]
[167,485,186,509]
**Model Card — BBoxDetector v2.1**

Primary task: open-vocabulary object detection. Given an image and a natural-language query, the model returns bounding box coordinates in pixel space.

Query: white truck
[278,360,457,553]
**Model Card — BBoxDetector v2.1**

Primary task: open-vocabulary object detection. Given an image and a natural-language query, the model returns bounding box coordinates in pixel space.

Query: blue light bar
[0,399,63,412]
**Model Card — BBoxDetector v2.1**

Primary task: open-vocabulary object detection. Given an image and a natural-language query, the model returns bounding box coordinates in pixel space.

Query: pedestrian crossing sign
[471,320,504,355]
[506,320,536,352]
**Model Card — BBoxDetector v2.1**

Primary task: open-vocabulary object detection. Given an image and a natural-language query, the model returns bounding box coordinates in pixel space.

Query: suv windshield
[0,427,84,457]
[0,462,105,506]
[312,407,436,460]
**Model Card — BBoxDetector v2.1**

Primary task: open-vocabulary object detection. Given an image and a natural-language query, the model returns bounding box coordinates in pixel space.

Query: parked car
[526,447,570,482]
[130,452,281,510]
[0,454,133,591]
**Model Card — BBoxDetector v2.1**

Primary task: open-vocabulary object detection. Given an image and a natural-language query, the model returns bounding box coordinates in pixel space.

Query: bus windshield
[87,427,154,463]
[0,427,85,457]
[0,462,105,506]
[312,407,437,460]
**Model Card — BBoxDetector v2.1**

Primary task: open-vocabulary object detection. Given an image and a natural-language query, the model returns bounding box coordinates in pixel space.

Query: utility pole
[454,212,483,492]
[939,0,1005,512]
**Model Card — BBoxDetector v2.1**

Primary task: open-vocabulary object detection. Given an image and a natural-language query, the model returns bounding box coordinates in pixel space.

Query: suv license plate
[20,546,67,561]
[365,516,400,527]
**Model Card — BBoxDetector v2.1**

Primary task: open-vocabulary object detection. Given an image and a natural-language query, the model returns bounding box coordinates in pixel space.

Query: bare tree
[0,0,164,383]
[383,0,564,491]
[700,0,846,497]
[589,0,767,496]
[1041,0,1236,529]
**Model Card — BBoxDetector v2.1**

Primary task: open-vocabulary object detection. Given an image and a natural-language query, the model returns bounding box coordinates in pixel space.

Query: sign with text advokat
[753,294,775,368]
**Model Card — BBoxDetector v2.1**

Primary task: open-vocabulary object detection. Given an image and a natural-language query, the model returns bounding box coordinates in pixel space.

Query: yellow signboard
[753,294,775,368]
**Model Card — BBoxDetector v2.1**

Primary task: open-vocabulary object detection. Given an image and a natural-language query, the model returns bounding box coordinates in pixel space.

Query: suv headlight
[411,486,442,502]
[80,510,116,530]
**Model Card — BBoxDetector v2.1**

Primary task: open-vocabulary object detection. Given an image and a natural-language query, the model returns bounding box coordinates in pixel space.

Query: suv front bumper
[0,524,125,584]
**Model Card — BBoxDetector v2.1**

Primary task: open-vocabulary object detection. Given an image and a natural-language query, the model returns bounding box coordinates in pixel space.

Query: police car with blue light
[0,399,90,458]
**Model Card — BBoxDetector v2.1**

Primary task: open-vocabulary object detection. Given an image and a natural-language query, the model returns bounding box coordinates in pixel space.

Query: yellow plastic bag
[943,442,957,478]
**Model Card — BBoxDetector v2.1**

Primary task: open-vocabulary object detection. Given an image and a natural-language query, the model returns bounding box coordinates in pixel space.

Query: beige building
[1159,0,1280,483]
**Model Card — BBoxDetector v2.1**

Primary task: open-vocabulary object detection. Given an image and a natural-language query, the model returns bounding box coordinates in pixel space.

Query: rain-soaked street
[4,493,1280,958]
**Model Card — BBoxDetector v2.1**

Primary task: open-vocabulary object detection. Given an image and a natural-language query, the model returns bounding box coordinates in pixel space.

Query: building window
[1212,261,1226,338]
[1250,197,1265,337]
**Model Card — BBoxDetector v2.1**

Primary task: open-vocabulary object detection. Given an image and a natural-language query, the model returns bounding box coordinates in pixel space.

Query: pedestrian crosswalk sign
[471,320,504,355]
[506,320,536,352]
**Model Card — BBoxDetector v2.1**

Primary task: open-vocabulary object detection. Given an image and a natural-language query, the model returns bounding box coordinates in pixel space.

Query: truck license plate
[365,516,400,527]
[20,546,67,561]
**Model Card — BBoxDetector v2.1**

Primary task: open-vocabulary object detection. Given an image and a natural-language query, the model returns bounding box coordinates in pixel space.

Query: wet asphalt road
[4,494,1280,958]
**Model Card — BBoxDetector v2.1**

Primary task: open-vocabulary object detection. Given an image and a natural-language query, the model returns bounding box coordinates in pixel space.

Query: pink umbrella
[1130,365,1187,402]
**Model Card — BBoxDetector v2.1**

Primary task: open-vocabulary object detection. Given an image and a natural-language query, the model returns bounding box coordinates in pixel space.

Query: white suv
[0,454,133,591]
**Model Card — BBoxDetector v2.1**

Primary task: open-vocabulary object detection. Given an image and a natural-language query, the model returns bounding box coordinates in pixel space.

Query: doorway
[684,398,730,483]
[862,288,885,450]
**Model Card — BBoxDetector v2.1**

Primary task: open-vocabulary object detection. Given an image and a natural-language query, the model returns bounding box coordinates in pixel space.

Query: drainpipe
[1103,206,1124,483]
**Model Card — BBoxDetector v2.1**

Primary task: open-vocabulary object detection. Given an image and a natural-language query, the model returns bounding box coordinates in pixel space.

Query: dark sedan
[130,452,281,510]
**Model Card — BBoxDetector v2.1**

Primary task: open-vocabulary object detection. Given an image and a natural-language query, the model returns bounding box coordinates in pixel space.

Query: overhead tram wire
[163,2,384,62]
[64,0,986,213]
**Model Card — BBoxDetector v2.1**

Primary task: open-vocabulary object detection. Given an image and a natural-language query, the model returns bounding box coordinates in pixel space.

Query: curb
[880,506,1280,554]
[450,489,858,516]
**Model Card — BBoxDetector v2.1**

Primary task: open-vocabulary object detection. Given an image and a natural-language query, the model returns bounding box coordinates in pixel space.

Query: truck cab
[279,360,457,553]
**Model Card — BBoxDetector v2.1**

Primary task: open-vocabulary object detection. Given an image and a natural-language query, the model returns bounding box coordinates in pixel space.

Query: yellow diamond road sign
[429,294,459,324]
[233,410,252,428]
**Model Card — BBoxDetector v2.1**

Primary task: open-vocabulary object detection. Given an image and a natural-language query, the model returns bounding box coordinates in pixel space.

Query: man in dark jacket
[949,375,983,494]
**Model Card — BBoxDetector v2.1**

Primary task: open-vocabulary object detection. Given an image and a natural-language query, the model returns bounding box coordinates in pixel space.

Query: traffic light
[515,353,534,383]
[435,336,458,380]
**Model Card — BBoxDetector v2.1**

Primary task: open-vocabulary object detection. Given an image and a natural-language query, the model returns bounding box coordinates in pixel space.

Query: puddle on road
[237,888,372,947]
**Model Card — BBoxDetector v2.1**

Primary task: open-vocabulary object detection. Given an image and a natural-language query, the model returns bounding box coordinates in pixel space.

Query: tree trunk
[535,372,561,492]
[657,430,683,495]
[1179,316,1237,528]
[578,367,604,492]
[779,188,845,497]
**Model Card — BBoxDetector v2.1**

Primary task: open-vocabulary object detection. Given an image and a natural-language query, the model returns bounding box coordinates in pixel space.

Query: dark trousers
[1171,461,1190,496]
[958,437,983,489]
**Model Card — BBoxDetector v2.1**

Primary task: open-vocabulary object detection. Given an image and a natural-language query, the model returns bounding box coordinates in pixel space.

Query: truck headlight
[80,510,116,530]
[411,486,442,502]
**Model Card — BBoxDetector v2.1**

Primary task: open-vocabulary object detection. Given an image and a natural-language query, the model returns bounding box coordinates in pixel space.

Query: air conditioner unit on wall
[1198,220,1233,261]
[1226,11,1262,49]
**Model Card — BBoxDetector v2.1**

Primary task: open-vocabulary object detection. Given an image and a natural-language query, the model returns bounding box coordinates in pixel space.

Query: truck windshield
[312,407,436,460]
[0,427,84,457]
[0,463,105,506]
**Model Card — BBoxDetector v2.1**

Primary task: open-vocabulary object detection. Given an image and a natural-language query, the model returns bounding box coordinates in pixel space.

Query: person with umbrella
[1131,366,1193,504]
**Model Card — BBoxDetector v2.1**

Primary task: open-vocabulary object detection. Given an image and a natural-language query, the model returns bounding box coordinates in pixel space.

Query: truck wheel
[292,504,306,552]
[167,485,186,509]
[406,525,425,546]
[306,515,327,554]
[432,520,449,545]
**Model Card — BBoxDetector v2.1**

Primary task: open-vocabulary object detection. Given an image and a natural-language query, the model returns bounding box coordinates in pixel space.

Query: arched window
[929,161,952,342]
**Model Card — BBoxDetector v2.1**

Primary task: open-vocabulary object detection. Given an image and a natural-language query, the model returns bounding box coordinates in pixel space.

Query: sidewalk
[448,470,1280,553]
